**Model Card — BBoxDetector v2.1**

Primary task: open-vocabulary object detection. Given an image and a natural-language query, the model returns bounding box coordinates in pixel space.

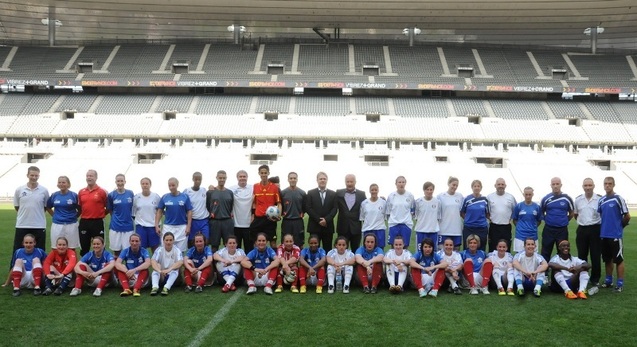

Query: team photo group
[8,164,630,300]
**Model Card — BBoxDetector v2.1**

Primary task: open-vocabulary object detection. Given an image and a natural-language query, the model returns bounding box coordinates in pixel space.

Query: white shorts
[51,222,80,249]
[125,272,150,288]
[215,262,242,278]
[514,238,536,253]
[86,275,104,287]
[162,224,188,252]
[19,271,35,289]
[109,230,134,252]
[253,271,271,287]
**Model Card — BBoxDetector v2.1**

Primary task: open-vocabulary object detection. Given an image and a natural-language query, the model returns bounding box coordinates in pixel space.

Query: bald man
[486,178,517,252]
[539,177,574,262]
[573,178,601,292]
[335,174,367,250]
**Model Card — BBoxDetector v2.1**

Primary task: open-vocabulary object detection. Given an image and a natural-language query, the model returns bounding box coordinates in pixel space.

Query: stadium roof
[1,0,637,50]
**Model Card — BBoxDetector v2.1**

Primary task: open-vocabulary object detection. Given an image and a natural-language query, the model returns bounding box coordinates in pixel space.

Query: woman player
[298,234,327,294]
[384,236,413,294]
[460,180,490,251]
[360,183,387,248]
[512,237,548,297]
[355,233,384,294]
[214,235,246,293]
[410,237,447,298]
[241,233,280,295]
[549,240,590,299]
[133,177,162,251]
[326,236,356,294]
[42,236,77,296]
[437,177,464,250]
[275,234,301,293]
[489,239,515,296]
[150,232,184,296]
[461,234,493,295]
[183,232,213,293]
[437,237,464,295]
[10,234,47,297]
[70,236,115,297]
[115,233,151,297]
[46,176,80,250]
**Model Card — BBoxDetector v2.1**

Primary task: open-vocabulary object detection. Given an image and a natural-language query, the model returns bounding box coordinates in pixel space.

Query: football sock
[11,270,22,289]
[433,270,445,289]
[481,262,493,287]
[463,262,475,287]
[32,266,43,287]
[617,278,624,287]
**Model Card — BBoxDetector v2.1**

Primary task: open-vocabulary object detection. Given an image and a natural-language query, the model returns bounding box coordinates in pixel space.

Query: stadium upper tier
[1,44,637,92]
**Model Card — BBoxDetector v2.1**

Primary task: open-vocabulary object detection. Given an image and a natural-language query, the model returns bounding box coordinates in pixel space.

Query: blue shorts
[363,229,386,248]
[136,225,160,249]
[416,232,438,251]
[189,219,210,240]
[389,224,412,247]
[438,235,462,247]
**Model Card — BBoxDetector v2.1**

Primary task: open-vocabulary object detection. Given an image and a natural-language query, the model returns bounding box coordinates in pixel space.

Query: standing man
[183,172,210,248]
[281,172,307,248]
[573,178,601,293]
[78,169,108,256]
[13,166,49,253]
[207,170,235,252]
[155,177,193,252]
[229,170,253,252]
[486,178,517,252]
[540,177,574,262]
[249,165,281,250]
[305,172,337,252]
[512,187,543,253]
[107,174,135,258]
[335,174,367,251]
[598,176,631,293]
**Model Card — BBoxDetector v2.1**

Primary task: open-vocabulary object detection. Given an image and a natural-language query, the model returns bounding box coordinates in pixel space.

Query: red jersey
[277,244,301,262]
[43,249,77,275]
[253,182,280,217]
[78,185,108,219]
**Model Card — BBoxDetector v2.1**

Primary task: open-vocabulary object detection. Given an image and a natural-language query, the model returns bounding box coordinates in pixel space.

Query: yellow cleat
[274,286,283,293]
[291,286,299,293]
[299,285,307,294]
[316,286,323,294]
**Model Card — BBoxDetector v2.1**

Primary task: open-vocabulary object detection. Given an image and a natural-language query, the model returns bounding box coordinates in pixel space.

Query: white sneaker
[588,285,599,296]
[69,288,81,296]
[246,286,257,295]
[481,287,490,295]
[470,287,479,295]
[93,288,102,297]
[342,285,350,294]
[418,288,427,298]
[263,286,273,295]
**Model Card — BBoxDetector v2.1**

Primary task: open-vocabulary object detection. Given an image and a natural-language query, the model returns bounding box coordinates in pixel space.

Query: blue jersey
[413,251,442,269]
[461,249,488,272]
[158,192,193,226]
[598,194,629,239]
[186,246,213,266]
[11,248,47,271]
[355,246,384,261]
[540,193,573,227]
[512,202,542,240]
[461,195,489,228]
[47,190,79,224]
[80,250,115,271]
[246,247,277,269]
[107,189,135,231]
[300,247,326,267]
[118,247,150,270]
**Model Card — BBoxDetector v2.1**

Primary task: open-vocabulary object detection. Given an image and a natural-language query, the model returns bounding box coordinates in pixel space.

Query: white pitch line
[186,291,242,347]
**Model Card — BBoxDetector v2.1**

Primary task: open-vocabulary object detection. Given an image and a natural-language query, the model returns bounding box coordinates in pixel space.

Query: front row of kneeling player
[10,232,592,299]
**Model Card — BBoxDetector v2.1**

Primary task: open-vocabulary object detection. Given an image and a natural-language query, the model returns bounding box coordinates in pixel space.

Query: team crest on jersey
[66,199,73,205]
[21,192,27,197]
[609,203,615,207]
[179,200,185,206]
[560,202,565,206]
[431,204,437,209]
[477,257,484,264]
[127,197,132,203]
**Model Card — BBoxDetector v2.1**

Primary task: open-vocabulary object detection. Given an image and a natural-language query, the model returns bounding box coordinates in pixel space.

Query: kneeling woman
[326,236,355,294]
[214,235,246,293]
[549,240,590,299]
[512,238,548,297]
[115,233,151,297]
[150,232,184,296]
[71,236,115,297]
[241,233,279,295]
[43,236,77,296]
[299,234,327,294]
[355,234,384,294]
[183,232,213,293]
[384,236,413,294]
[275,234,301,293]
[410,237,447,298]
[461,234,493,295]
[10,234,47,297]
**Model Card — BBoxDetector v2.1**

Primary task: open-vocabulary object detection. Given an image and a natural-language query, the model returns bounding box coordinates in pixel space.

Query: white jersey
[360,198,387,231]
[133,192,161,227]
[327,249,355,263]
[573,194,601,226]
[488,251,514,272]
[229,184,253,228]
[14,184,49,228]
[152,246,183,270]
[549,255,587,279]
[183,187,208,220]
[437,192,463,236]
[386,191,415,228]
[437,250,462,269]
[486,192,517,225]
[215,247,246,262]
[513,252,545,272]
[414,196,441,233]
[384,249,413,272]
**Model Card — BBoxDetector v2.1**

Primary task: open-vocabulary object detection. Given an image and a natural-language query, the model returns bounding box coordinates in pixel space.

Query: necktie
[320,190,325,205]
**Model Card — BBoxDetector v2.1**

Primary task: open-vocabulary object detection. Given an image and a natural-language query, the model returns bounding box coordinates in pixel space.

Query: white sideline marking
[186,291,242,347]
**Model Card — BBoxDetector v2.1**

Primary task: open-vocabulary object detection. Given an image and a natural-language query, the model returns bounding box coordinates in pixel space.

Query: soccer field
[1,208,634,347]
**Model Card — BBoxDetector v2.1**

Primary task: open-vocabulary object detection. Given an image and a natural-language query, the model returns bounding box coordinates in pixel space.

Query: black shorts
[601,238,623,264]
[250,216,277,242]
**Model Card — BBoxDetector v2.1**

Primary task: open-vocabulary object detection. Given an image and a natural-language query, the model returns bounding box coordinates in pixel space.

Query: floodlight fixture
[402,27,421,36]
[227,25,246,33]
[583,27,604,35]
[41,18,62,27]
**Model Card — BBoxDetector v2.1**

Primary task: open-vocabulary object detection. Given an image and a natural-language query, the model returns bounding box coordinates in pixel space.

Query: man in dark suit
[336,174,367,250]
[305,171,337,252]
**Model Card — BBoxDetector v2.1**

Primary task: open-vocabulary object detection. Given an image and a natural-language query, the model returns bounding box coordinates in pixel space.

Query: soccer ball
[265,205,280,219]
[284,271,296,285]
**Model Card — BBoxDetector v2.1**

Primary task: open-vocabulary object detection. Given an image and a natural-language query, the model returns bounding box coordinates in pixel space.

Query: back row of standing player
[10,165,630,292]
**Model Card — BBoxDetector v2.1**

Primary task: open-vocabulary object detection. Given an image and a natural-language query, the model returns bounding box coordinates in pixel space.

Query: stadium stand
[298,44,349,75]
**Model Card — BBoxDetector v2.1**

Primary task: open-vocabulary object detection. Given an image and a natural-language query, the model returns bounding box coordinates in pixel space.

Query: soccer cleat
[70,288,82,296]
[343,285,350,294]
[42,287,53,296]
[453,287,462,295]
[300,285,307,294]
[429,289,438,298]
[246,286,257,295]
[133,289,141,297]
[565,290,577,299]
[230,284,237,291]
[120,289,133,297]
[577,291,588,300]
[12,289,21,297]
[290,286,299,293]
[533,289,541,297]
[370,287,378,294]
[418,288,427,298]
[161,287,169,296]
[33,287,42,296]
[498,288,506,296]
[222,284,231,293]
[274,285,283,293]
[588,285,599,296]
[507,288,515,296]
[93,288,102,297]
[195,286,203,293]
[517,288,525,296]
[264,286,273,295]
[481,287,490,295]
[316,286,323,294]
[614,286,623,293]
[363,286,371,294]
[53,287,64,296]
[470,287,479,295]
[601,281,613,289]
[150,287,159,296]
[184,285,193,293]
[328,285,335,294]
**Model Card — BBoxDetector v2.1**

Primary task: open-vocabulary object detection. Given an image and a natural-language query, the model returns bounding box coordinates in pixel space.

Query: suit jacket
[305,188,337,234]
[335,188,367,236]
